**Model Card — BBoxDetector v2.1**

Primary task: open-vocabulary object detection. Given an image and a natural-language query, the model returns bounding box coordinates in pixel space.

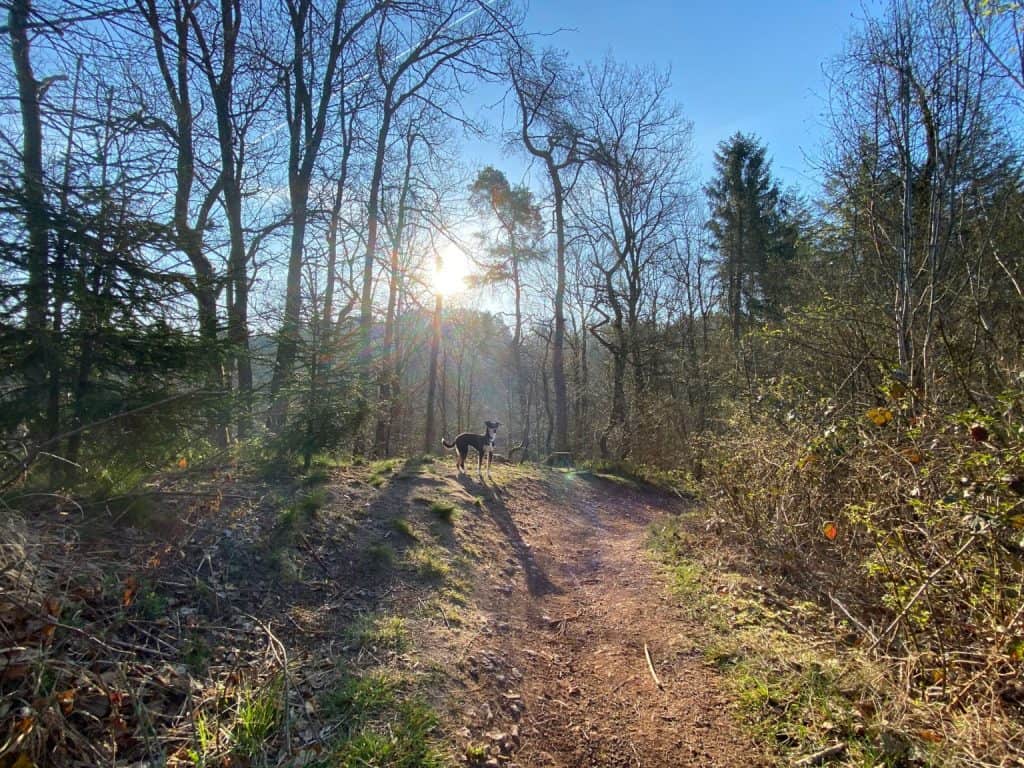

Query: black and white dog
[442,420,500,478]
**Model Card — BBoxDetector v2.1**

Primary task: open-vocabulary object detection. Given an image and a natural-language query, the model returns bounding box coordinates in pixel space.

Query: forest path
[443,467,765,767]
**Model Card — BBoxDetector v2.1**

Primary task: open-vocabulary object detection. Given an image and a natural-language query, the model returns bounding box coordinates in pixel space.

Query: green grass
[366,542,395,569]
[297,487,329,514]
[232,678,282,758]
[407,545,451,581]
[321,671,401,724]
[333,701,447,768]
[429,499,457,523]
[346,614,409,653]
[647,514,903,766]
[392,517,417,539]
[319,673,449,768]
[368,458,402,488]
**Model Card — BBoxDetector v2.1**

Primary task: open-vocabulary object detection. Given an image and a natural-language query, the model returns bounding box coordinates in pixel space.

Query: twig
[249,616,292,756]
[643,643,663,690]
[794,741,847,766]
[871,533,980,650]
[828,592,877,645]
[299,533,334,583]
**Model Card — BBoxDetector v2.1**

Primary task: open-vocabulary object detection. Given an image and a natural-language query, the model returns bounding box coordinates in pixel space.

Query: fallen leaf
[822,521,838,541]
[56,689,75,715]
[866,407,893,426]
[122,576,138,607]
[901,447,923,464]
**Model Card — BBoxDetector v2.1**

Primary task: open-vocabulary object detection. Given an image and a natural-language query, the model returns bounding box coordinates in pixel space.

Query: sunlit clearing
[433,246,472,296]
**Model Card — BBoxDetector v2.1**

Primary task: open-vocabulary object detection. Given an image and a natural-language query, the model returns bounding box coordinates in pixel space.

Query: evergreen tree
[706,133,796,337]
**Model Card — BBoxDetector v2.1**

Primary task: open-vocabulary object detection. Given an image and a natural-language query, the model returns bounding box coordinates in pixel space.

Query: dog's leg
[486,446,493,478]
[477,447,483,478]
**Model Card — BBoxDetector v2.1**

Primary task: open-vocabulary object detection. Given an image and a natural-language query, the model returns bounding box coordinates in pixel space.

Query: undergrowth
[684,377,1024,765]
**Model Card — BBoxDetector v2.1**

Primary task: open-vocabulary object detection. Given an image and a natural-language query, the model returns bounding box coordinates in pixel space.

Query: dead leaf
[56,688,75,715]
[822,521,838,541]
[122,576,138,607]
[866,407,893,426]
[14,715,35,738]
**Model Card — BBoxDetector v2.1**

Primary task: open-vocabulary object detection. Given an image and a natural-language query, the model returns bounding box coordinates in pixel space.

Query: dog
[442,420,500,477]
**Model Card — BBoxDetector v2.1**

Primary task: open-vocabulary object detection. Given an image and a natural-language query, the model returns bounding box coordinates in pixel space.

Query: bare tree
[571,56,692,456]
[265,0,379,427]
[510,47,581,454]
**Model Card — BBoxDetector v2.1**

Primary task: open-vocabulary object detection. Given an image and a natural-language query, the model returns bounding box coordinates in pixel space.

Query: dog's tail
[441,437,455,449]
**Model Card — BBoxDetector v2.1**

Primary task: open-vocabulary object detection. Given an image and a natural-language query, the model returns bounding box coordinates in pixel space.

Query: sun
[432,245,472,297]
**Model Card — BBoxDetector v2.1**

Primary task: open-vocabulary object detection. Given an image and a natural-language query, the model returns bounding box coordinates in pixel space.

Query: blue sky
[473,0,867,194]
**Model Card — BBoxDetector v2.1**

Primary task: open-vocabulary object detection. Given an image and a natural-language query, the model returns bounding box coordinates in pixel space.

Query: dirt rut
[452,471,766,768]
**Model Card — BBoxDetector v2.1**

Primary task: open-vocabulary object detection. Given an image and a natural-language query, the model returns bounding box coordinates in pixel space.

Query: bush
[704,380,1024,731]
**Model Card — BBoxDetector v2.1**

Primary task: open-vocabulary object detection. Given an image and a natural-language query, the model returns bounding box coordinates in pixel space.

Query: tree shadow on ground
[455,473,561,597]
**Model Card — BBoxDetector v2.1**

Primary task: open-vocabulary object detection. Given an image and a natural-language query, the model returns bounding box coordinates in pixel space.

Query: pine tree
[706,133,796,351]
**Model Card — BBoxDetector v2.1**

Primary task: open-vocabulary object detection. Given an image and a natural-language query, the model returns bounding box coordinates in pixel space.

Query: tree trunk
[10,0,52,437]
[424,287,443,453]
[551,170,569,452]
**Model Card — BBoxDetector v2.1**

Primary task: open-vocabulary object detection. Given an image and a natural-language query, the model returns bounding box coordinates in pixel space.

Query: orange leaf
[918,729,943,743]
[866,407,893,426]
[14,716,35,738]
[901,448,923,464]
[177,457,188,469]
[822,521,838,541]
[122,576,138,607]
[56,689,75,715]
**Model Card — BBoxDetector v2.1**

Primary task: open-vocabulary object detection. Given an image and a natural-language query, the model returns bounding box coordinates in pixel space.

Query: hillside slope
[0,458,761,767]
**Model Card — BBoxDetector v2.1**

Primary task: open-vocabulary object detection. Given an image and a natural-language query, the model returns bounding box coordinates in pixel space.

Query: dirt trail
[450,470,765,768]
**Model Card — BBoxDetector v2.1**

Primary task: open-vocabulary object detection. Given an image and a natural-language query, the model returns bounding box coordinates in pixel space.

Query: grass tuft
[346,614,409,653]
[366,542,395,569]
[319,673,448,768]
[429,498,457,523]
[392,517,417,539]
[407,545,451,581]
